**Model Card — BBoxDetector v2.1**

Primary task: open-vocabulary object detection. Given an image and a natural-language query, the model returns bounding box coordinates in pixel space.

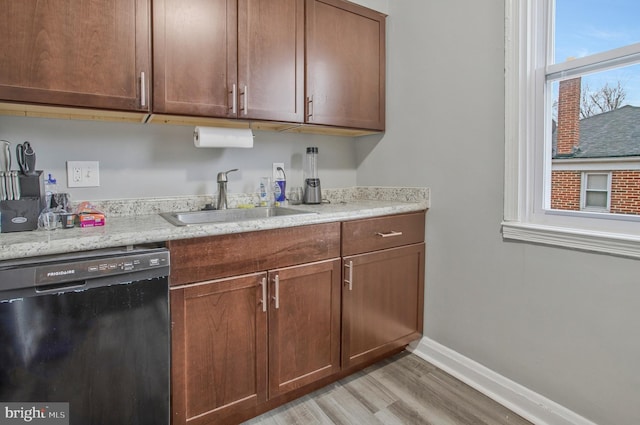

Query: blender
[303,147,322,204]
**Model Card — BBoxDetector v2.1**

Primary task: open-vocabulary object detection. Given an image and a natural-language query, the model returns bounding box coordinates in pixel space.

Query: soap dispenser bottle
[274,166,286,205]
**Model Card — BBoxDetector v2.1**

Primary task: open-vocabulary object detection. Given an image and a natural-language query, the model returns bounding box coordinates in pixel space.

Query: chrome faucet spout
[216,169,238,210]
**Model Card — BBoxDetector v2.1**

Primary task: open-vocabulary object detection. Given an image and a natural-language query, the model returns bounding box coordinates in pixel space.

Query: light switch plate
[67,161,100,187]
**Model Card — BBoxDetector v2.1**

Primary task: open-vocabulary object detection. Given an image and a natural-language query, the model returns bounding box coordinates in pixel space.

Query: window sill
[502,221,640,259]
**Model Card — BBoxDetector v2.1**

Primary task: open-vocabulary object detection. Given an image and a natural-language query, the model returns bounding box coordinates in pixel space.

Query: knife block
[1,171,46,233]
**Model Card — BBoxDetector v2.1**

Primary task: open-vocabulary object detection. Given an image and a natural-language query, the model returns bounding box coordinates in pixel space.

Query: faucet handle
[217,168,238,182]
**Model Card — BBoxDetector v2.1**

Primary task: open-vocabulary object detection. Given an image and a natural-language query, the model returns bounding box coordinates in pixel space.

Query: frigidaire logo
[0,403,68,424]
[46,270,75,277]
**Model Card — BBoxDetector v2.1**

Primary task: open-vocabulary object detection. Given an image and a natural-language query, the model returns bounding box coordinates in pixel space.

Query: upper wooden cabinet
[153,0,305,122]
[305,0,386,131]
[0,0,150,112]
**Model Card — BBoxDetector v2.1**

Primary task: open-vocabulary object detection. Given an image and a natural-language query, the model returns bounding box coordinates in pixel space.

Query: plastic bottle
[259,177,273,207]
[274,167,286,205]
[44,173,57,209]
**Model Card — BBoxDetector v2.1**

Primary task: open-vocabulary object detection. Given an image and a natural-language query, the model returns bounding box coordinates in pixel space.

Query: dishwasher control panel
[35,250,170,285]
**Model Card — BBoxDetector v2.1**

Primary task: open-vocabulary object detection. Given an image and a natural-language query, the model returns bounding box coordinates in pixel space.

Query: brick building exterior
[551,77,640,215]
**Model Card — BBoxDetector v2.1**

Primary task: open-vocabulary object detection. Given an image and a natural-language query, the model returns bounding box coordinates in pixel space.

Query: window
[581,172,611,212]
[504,0,640,258]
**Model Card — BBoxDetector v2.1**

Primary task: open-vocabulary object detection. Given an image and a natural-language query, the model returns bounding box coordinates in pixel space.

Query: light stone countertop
[0,187,429,261]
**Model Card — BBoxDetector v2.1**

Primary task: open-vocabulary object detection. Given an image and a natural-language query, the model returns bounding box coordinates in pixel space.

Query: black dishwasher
[0,245,170,425]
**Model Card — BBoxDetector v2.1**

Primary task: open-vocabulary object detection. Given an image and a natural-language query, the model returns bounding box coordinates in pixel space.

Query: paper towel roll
[193,126,254,148]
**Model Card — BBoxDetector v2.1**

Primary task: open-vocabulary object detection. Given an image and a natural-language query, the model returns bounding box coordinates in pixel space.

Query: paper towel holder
[193,126,255,148]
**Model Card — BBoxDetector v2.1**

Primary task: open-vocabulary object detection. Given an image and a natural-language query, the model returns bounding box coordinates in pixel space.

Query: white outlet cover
[67,161,100,187]
[272,162,285,181]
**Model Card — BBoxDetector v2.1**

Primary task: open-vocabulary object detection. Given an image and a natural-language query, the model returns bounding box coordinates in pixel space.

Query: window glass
[554,0,640,64]
[585,192,607,208]
[586,174,607,190]
[583,173,609,210]
[503,0,640,257]
[549,1,640,217]
[550,63,640,124]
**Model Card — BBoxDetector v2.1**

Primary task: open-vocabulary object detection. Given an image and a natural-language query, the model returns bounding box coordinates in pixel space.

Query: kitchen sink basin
[160,206,316,226]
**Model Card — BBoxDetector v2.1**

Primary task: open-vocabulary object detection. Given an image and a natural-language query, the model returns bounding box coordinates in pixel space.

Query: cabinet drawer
[167,222,340,286]
[342,211,425,256]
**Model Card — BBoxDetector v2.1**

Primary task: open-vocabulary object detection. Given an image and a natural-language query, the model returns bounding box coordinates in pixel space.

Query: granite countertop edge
[0,187,430,261]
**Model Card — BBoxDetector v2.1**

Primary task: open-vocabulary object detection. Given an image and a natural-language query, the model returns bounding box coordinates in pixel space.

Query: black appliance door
[0,277,169,425]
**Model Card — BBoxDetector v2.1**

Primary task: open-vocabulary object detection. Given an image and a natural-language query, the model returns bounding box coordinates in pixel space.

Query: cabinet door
[238,0,305,122]
[0,0,150,111]
[153,0,237,117]
[171,273,267,425]
[268,259,341,398]
[306,0,386,130]
[342,244,425,369]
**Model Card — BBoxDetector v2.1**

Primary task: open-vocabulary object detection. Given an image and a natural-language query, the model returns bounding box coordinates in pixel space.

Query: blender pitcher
[303,147,322,204]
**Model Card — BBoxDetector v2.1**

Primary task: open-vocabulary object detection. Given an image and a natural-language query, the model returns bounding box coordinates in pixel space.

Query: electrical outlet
[272,162,285,181]
[67,161,100,187]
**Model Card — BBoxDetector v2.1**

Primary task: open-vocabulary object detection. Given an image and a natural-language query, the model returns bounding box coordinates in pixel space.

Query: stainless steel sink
[159,206,315,226]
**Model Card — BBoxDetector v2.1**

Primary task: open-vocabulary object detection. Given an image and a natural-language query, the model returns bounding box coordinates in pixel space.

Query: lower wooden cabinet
[168,213,425,423]
[341,211,426,370]
[170,272,267,425]
[268,259,342,398]
[342,243,425,369]
[170,257,341,424]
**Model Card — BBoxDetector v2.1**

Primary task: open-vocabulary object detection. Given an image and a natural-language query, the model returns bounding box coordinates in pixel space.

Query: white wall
[0,116,357,200]
[349,0,388,14]
[355,2,640,425]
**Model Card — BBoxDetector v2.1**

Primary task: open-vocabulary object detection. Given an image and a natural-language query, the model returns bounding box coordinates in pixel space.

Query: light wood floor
[242,351,533,425]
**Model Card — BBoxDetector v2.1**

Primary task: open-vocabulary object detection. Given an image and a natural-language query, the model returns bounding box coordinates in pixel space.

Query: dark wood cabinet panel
[154,0,304,121]
[306,0,386,130]
[342,211,426,256]
[167,222,340,286]
[0,0,150,111]
[171,272,268,425]
[268,259,341,398]
[342,243,425,369]
[153,0,237,117]
[170,255,342,422]
[238,0,305,122]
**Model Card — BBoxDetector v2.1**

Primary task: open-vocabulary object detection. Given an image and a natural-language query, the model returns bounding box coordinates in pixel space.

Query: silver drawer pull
[140,71,146,107]
[241,85,248,115]
[272,274,280,309]
[375,231,403,238]
[231,84,237,114]
[260,277,267,313]
[344,260,353,291]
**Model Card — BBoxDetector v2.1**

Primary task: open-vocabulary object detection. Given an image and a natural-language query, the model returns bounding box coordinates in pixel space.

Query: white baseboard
[409,337,598,425]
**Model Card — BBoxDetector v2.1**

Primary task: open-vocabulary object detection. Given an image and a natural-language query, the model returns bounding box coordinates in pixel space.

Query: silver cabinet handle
[306,95,313,120]
[375,231,403,238]
[344,260,353,291]
[140,71,146,107]
[272,274,280,309]
[260,277,267,313]
[231,84,237,114]
[241,85,248,115]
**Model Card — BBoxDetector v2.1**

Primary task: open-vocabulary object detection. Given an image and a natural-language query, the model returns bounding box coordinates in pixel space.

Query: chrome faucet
[216,169,238,210]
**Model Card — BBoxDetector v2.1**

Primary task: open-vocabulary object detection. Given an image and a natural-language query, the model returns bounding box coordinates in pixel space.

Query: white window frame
[580,172,611,212]
[503,0,640,259]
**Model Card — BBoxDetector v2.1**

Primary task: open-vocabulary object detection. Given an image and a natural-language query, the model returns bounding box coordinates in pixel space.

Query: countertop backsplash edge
[73,186,430,217]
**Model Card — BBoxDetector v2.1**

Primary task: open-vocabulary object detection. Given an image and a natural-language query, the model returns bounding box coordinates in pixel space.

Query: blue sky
[554,0,640,106]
